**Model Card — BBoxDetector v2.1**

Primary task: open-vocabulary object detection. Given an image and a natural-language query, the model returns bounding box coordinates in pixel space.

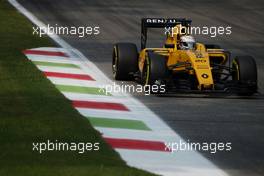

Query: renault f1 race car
[112,18,258,95]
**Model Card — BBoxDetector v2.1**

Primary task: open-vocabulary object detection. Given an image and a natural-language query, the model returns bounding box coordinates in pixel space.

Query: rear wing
[141,18,192,49]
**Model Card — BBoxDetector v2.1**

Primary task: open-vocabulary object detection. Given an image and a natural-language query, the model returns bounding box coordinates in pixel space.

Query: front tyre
[232,56,258,95]
[112,43,138,80]
[142,52,168,94]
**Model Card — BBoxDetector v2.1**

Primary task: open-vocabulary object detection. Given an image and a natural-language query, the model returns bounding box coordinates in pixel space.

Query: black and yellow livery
[112,18,258,95]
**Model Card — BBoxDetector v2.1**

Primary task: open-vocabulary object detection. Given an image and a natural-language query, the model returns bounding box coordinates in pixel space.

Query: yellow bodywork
[138,24,227,90]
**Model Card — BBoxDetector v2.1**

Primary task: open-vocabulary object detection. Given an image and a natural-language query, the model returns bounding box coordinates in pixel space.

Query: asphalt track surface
[18,0,264,175]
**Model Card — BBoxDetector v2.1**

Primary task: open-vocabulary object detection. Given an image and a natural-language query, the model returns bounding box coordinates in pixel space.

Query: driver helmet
[179,35,196,50]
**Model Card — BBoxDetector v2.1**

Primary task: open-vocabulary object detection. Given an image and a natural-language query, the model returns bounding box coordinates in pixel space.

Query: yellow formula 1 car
[112,18,258,95]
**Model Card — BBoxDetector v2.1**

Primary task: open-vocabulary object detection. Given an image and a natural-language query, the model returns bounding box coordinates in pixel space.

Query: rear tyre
[232,56,258,95]
[142,52,168,94]
[112,43,138,80]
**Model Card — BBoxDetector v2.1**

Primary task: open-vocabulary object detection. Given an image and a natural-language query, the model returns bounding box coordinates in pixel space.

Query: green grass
[0,1,156,176]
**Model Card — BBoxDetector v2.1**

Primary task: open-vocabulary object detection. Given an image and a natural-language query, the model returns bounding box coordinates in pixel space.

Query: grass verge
[0,1,156,175]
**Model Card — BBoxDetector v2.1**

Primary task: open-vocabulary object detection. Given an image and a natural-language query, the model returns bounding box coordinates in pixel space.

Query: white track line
[47,78,99,87]
[25,54,71,61]
[36,66,85,74]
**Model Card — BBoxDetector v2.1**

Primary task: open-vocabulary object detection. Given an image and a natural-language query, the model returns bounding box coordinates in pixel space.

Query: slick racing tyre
[142,52,168,94]
[232,56,258,95]
[112,43,138,80]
